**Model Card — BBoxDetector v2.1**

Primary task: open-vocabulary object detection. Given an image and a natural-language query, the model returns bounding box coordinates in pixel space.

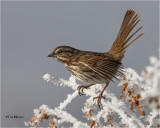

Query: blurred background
[1,1,159,127]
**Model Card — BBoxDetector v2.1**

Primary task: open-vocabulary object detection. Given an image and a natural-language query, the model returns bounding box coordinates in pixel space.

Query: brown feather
[78,55,123,81]
[108,9,144,60]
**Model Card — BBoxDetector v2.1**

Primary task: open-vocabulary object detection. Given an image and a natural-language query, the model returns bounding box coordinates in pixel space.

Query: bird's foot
[77,85,88,96]
[77,84,94,96]
[93,94,105,109]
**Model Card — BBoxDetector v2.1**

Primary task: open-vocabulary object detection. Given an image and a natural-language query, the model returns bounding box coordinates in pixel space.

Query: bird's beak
[48,52,55,57]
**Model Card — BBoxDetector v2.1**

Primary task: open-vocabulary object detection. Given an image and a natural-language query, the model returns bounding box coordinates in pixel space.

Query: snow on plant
[25,56,160,128]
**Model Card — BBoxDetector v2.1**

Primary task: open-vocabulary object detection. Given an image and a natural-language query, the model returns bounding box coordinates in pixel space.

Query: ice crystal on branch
[25,56,160,128]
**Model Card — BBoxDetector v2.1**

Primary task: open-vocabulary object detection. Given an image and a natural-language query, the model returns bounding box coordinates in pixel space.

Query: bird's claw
[93,95,105,109]
[77,86,87,96]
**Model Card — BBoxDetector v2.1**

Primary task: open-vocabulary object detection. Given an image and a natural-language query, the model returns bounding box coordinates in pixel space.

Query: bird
[48,10,144,108]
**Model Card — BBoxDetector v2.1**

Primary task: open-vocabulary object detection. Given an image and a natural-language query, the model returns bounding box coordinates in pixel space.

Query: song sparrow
[48,10,144,108]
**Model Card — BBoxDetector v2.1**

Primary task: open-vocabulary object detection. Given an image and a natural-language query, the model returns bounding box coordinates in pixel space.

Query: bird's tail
[108,10,144,60]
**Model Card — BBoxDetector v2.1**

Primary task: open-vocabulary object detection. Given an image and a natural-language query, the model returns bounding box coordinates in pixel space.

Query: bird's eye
[58,50,63,54]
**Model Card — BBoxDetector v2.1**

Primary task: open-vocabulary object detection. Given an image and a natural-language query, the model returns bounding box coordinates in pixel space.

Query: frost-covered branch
[25,56,160,128]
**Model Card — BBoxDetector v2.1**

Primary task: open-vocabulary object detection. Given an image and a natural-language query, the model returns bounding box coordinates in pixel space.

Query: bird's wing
[78,54,123,81]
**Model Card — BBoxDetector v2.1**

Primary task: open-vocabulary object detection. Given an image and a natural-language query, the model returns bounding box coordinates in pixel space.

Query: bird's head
[48,46,80,63]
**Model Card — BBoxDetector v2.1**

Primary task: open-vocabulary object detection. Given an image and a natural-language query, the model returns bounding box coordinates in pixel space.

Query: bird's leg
[77,84,94,96]
[93,82,110,108]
